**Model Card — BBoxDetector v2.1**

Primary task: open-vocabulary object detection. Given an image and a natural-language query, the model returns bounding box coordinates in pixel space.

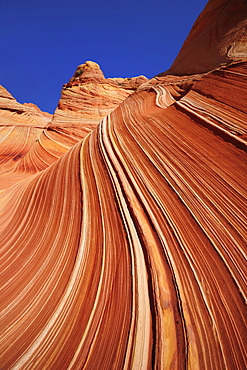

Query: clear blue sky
[0,0,208,113]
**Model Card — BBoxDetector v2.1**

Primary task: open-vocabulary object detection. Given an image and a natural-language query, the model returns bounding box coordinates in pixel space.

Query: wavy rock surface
[0,64,146,189]
[0,86,52,189]
[162,0,247,75]
[50,61,147,137]
[1,1,247,369]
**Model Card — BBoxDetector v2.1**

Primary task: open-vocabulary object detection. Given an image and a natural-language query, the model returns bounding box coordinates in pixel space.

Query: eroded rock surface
[160,0,247,75]
[0,1,246,369]
[50,61,147,137]
[0,86,52,188]
[0,64,146,188]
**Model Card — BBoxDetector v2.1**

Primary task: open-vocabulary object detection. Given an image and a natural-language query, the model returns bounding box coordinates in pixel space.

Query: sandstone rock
[0,86,52,188]
[0,85,51,126]
[0,85,16,100]
[0,1,246,369]
[50,61,147,139]
[0,67,147,187]
[159,0,247,76]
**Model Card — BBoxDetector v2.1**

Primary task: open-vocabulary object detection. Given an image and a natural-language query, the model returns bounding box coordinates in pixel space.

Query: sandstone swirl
[0,62,146,189]
[0,1,247,369]
[0,86,51,190]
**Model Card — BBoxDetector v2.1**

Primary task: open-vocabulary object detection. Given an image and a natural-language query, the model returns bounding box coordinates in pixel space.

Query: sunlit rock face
[0,86,51,127]
[160,0,247,75]
[1,1,247,369]
[50,61,147,137]
[0,64,147,188]
[0,86,52,189]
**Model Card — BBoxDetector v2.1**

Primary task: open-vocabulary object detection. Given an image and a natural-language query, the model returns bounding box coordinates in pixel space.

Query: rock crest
[160,0,247,75]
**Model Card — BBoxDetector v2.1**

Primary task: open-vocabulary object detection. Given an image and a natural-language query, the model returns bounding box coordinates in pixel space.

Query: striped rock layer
[0,63,146,190]
[0,86,52,190]
[0,2,247,370]
[162,0,247,75]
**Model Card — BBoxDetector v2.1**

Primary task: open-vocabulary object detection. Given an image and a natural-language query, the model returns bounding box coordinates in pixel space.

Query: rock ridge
[50,61,147,135]
[159,0,247,76]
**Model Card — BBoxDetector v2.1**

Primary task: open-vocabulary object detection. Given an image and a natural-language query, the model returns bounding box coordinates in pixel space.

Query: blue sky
[0,0,208,113]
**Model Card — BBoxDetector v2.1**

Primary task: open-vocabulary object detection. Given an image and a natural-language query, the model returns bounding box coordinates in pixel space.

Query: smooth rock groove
[0,1,246,369]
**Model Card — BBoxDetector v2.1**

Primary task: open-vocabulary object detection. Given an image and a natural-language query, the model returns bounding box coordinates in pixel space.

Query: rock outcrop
[160,0,247,75]
[50,61,147,137]
[0,85,51,127]
[0,86,51,189]
[0,1,246,369]
[0,64,146,188]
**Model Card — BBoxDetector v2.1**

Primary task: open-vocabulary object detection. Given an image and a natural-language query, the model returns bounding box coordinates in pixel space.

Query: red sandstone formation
[0,86,52,189]
[160,0,247,76]
[0,0,246,369]
[0,85,51,128]
[0,64,146,188]
[50,61,147,137]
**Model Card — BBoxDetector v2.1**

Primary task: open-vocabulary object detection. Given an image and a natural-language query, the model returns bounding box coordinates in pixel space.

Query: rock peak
[71,60,105,82]
[77,61,101,70]
[64,60,147,92]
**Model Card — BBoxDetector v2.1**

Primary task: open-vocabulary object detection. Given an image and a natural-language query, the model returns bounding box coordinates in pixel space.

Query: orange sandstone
[0,1,246,369]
